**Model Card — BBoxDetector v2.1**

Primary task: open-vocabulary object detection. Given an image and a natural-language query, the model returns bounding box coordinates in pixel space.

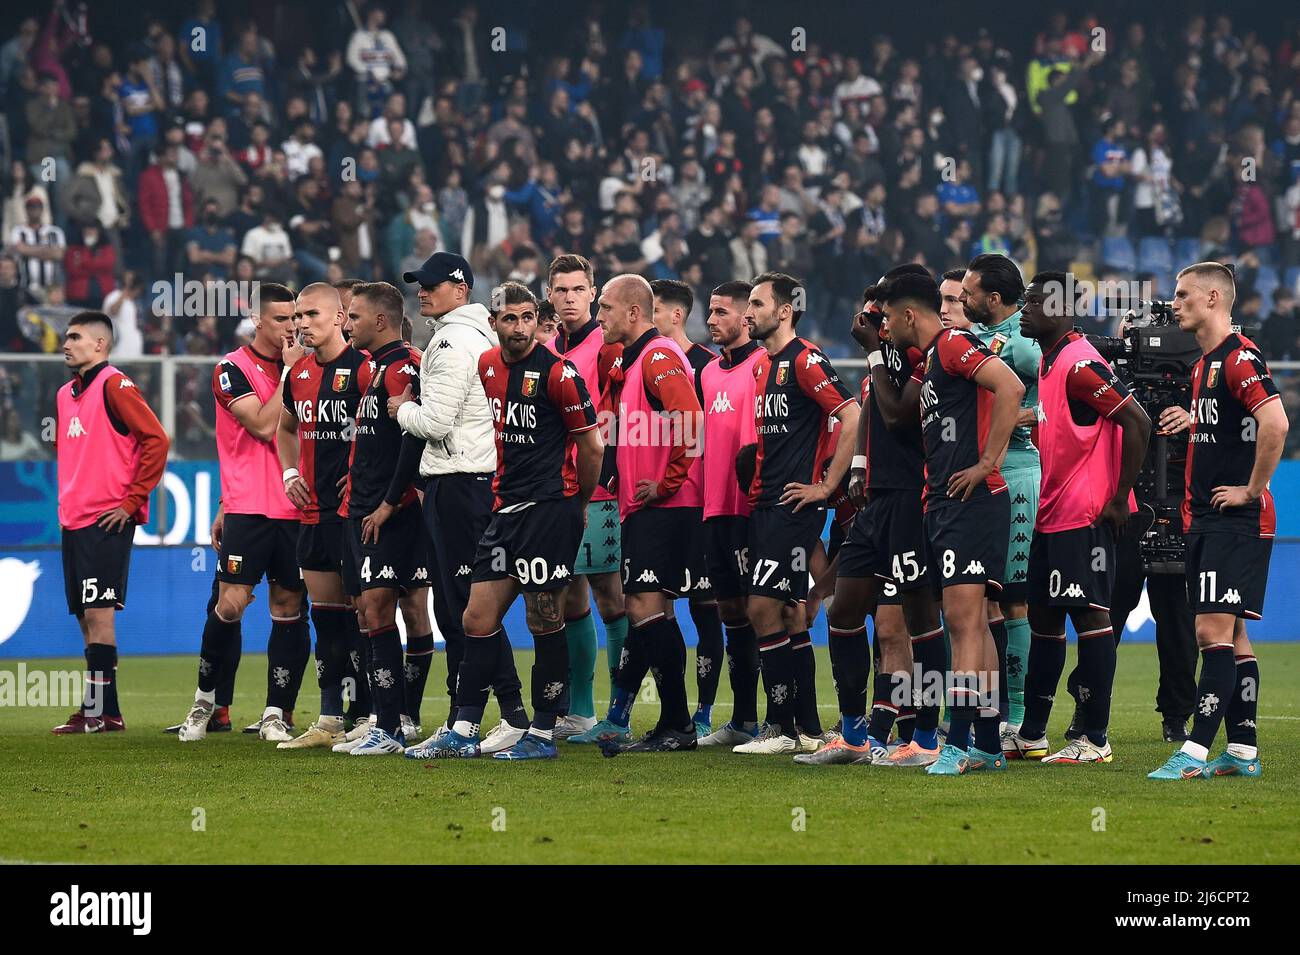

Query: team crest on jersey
[226,555,243,575]
[1207,362,1220,389]
[990,333,1008,354]
[332,368,352,392]
[521,370,540,397]
[776,361,789,385]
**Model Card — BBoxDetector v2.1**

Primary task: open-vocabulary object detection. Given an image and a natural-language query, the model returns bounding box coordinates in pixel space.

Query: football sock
[1187,644,1236,753]
[895,709,916,743]
[402,632,435,726]
[791,631,821,736]
[989,616,1009,722]
[531,626,570,733]
[609,615,655,724]
[724,622,760,726]
[493,629,529,729]
[452,632,498,733]
[310,605,353,718]
[974,707,1001,754]
[757,631,796,735]
[690,602,725,708]
[266,613,310,712]
[345,617,373,720]
[1004,616,1030,726]
[1225,655,1259,757]
[1020,631,1067,742]
[604,612,628,686]
[1076,624,1116,746]
[216,629,239,708]
[367,624,404,736]
[83,643,117,717]
[946,673,980,751]
[867,672,906,747]
[649,616,692,732]
[564,611,598,720]
[198,610,240,694]
[911,626,945,736]
[828,625,870,744]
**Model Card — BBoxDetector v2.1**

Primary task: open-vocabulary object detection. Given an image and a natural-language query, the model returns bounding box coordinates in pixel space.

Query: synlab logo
[0,559,40,645]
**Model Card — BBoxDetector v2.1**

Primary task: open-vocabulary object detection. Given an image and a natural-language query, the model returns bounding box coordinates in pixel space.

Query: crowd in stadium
[2,2,1300,356]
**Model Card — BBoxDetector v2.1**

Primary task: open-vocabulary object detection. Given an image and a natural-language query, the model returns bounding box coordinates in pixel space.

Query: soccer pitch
[3,644,1298,865]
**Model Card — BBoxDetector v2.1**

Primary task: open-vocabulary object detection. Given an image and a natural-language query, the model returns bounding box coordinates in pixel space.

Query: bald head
[597,273,655,346]
[296,282,345,350]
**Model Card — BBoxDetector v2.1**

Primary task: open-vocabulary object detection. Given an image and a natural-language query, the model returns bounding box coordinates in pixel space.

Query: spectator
[332,179,377,277]
[728,217,767,280]
[0,255,35,351]
[1130,122,1181,237]
[119,46,165,181]
[218,27,267,116]
[190,125,248,217]
[64,138,129,235]
[770,211,813,278]
[286,178,333,283]
[63,222,116,307]
[0,405,46,461]
[746,183,782,245]
[239,207,295,285]
[935,157,981,228]
[282,119,324,183]
[26,72,77,198]
[138,144,194,282]
[346,3,407,113]
[1091,117,1132,236]
[186,198,237,279]
[971,211,1012,258]
[8,195,65,294]
[178,0,224,95]
[103,269,145,359]
[984,62,1022,195]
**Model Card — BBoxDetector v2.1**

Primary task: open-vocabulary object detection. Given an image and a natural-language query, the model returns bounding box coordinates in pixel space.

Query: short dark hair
[1029,270,1069,289]
[68,310,114,341]
[548,253,594,285]
[252,281,295,315]
[352,281,405,323]
[941,269,966,283]
[751,271,804,324]
[333,278,365,292]
[711,280,752,303]
[863,263,931,304]
[651,278,693,315]
[491,280,538,316]
[966,253,1024,304]
[876,272,941,314]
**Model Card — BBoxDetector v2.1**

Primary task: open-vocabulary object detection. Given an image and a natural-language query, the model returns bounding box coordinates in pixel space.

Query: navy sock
[454,633,499,730]
[867,671,906,746]
[758,631,796,735]
[1226,656,1259,749]
[344,615,371,719]
[367,625,404,735]
[791,631,821,736]
[828,625,870,734]
[690,602,724,708]
[974,709,1001,753]
[1190,644,1237,751]
[309,605,353,718]
[403,632,435,726]
[84,643,118,717]
[198,610,240,693]
[530,627,569,732]
[947,672,980,749]
[911,627,945,733]
[1076,625,1116,745]
[266,613,311,712]
[724,622,760,726]
[493,628,529,728]
[653,617,692,733]
[1020,631,1067,742]
[608,616,654,724]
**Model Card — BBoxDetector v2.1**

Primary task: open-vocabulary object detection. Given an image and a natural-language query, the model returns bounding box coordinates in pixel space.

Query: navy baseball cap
[403,251,474,290]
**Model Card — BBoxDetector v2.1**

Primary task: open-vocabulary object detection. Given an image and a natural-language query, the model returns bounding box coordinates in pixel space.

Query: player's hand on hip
[1157,405,1191,435]
[633,479,662,504]
[362,502,395,544]
[947,462,991,502]
[781,480,829,512]
[210,511,224,552]
[1210,485,1255,511]
[387,385,413,419]
[98,507,132,533]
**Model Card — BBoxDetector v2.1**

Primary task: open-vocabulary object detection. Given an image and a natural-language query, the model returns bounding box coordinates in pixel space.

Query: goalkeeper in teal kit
[953,254,1040,734]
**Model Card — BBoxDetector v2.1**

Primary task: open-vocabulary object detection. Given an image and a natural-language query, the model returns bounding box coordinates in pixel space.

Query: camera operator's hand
[1157,405,1191,435]
[1211,485,1258,511]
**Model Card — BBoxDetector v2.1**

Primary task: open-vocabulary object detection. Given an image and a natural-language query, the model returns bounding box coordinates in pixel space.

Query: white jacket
[397,303,497,476]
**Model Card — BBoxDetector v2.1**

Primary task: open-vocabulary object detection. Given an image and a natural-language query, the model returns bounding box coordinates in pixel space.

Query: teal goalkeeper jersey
[975,309,1040,457]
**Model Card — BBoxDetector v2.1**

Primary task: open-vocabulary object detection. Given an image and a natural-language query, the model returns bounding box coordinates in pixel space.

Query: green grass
[2,644,1298,864]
